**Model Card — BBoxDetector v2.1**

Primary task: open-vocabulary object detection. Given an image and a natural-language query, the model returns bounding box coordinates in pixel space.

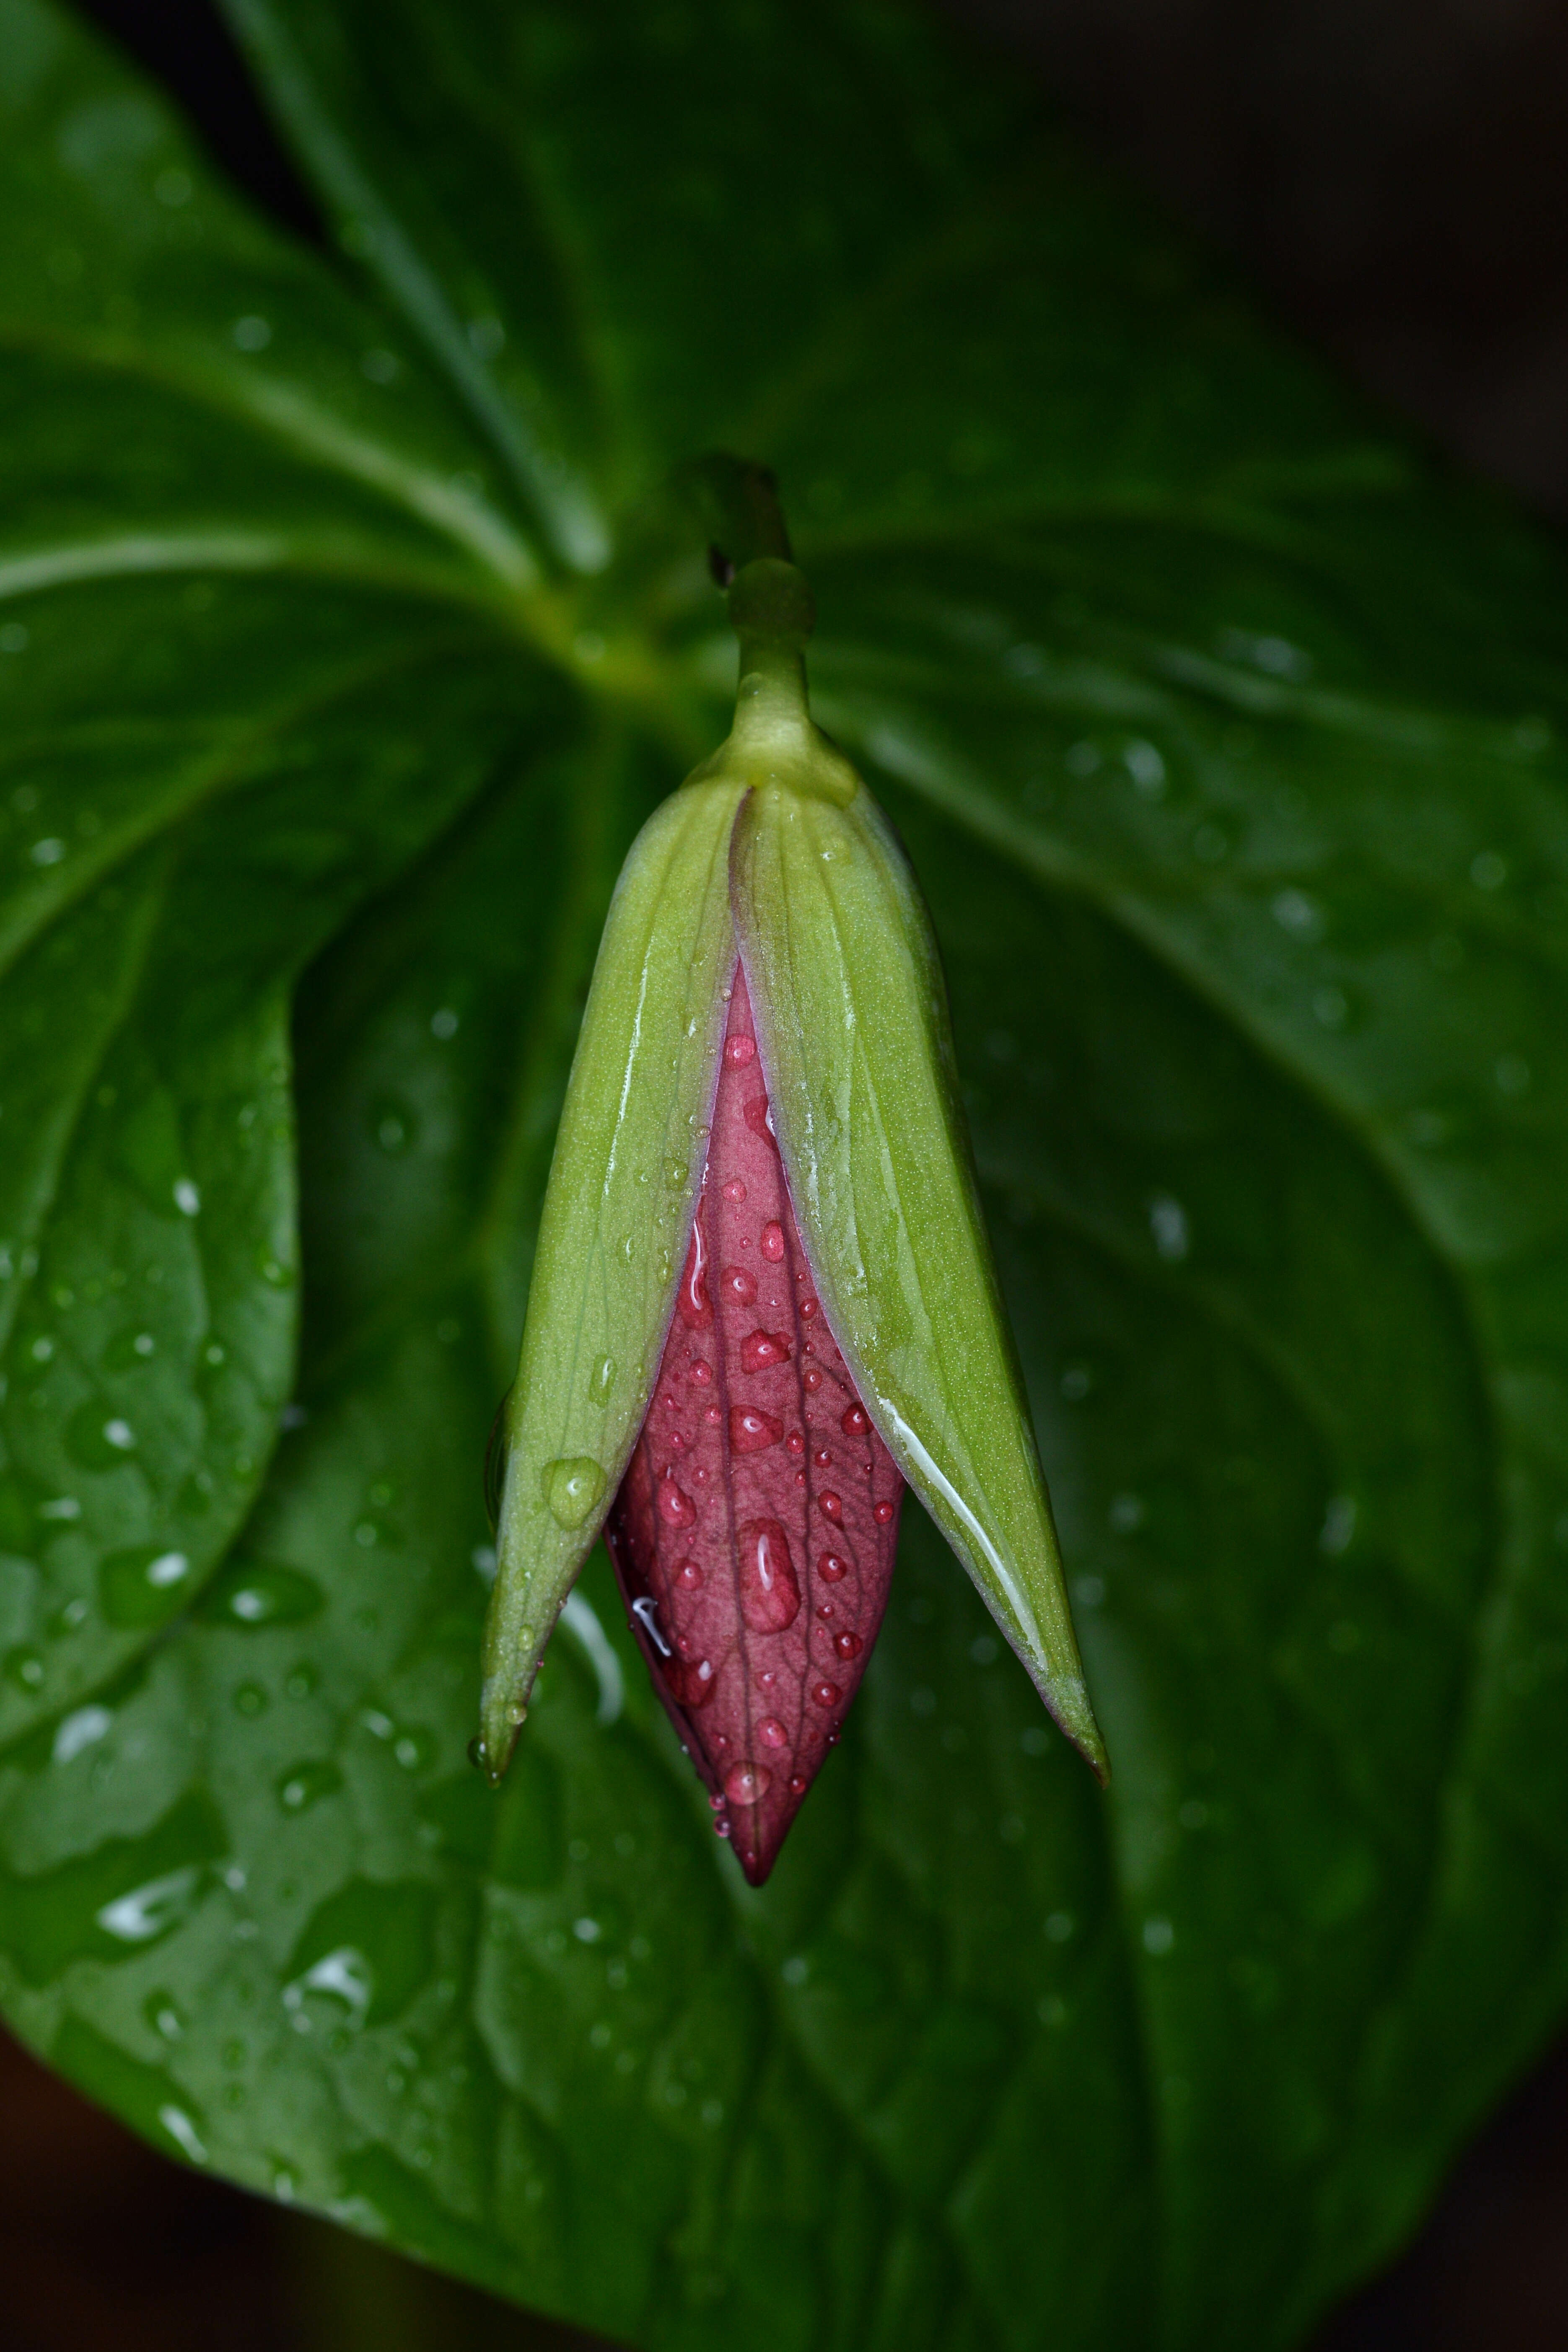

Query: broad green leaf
[2,1,1568,2349]
[0,0,567,1744]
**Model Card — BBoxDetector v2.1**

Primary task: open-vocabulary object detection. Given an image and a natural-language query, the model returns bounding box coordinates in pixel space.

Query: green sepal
[728,637,1109,1779]
[478,777,744,1776]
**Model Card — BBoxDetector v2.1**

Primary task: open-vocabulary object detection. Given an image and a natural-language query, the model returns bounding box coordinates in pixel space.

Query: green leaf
[3,0,1568,2349]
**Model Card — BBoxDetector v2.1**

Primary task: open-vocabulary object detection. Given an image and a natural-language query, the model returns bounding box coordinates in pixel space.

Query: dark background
[6,2,1568,2346]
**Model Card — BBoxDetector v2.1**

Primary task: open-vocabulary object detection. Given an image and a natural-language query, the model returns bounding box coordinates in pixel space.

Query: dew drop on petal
[873,1499,897,1525]
[842,1404,869,1435]
[724,1035,756,1067]
[724,1761,772,1805]
[819,1492,843,1523]
[738,1518,801,1632]
[720,1264,757,1307]
[819,1552,851,1582]
[741,1329,791,1374]
[670,1656,717,1707]
[760,1221,785,1262]
[834,1630,863,1660]
[803,1366,823,1392]
[730,1405,784,1453]
[656,1472,697,1528]
[721,1179,747,1203]
[811,1681,842,1710]
[676,1559,703,1590]
[689,1360,712,1385]
[758,1717,788,1748]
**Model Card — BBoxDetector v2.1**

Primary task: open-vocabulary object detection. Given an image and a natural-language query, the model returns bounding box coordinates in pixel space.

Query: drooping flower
[478,534,1107,1882]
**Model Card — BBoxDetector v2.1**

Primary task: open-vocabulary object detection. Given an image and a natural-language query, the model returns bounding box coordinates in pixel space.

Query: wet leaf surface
[3,0,1568,2347]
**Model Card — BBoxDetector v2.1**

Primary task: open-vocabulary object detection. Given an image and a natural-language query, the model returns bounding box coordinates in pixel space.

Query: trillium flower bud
[479,528,1107,1881]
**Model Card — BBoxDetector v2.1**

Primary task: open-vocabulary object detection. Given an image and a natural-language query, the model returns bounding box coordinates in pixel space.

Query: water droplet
[744,1096,778,1150]
[800,1297,819,1320]
[656,1471,696,1527]
[232,1683,267,1717]
[740,1329,790,1375]
[758,1717,788,1749]
[818,1492,843,1523]
[1148,1193,1190,1261]
[669,1655,717,1707]
[4,1645,44,1692]
[720,1178,746,1203]
[689,1360,712,1386]
[159,2104,209,2163]
[675,1222,711,1326]
[719,1264,757,1306]
[725,1034,757,1068]
[588,1354,615,1406]
[802,1365,823,1392]
[788,1774,808,1795]
[873,1500,896,1526]
[724,1762,772,1806]
[833,1630,863,1660]
[100,1547,191,1626]
[65,1404,140,1470]
[543,1457,607,1529]
[813,1447,832,1469]
[173,1178,201,1217]
[53,1703,113,1762]
[818,1551,851,1581]
[202,1563,322,1628]
[1319,1494,1357,1556]
[676,1559,703,1590]
[738,1518,801,1632]
[703,1402,723,1425]
[759,1221,785,1262]
[97,1865,204,1944]
[730,1405,784,1453]
[277,1760,342,1814]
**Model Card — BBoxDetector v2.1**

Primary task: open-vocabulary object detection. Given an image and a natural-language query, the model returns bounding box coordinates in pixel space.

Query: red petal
[605,961,903,1883]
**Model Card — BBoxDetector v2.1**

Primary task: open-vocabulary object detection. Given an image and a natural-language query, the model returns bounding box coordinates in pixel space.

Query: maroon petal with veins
[604,961,903,1883]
